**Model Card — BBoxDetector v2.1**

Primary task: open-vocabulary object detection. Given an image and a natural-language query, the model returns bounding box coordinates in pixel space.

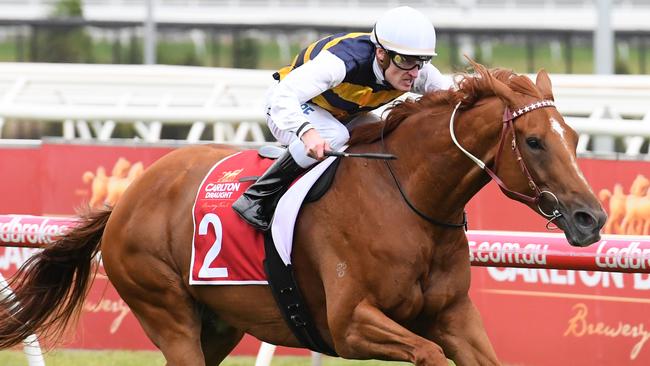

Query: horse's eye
[526,137,543,150]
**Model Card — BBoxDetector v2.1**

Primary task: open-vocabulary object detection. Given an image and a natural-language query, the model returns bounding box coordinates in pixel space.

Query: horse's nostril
[574,211,596,229]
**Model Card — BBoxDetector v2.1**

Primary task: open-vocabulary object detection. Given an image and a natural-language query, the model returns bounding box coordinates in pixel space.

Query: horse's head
[469,62,606,247]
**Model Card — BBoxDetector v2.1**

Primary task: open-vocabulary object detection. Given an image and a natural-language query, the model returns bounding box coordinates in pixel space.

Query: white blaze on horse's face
[549,116,590,187]
[549,117,565,139]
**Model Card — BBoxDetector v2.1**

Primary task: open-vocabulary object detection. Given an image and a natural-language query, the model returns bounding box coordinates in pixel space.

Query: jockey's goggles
[373,28,432,71]
[388,51,431,71]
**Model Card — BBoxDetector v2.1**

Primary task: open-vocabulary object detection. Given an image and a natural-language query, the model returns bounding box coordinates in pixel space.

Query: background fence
[1,62,650,155]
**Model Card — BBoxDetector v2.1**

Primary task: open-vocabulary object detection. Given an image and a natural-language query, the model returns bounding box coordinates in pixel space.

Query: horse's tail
[0,208,111,349]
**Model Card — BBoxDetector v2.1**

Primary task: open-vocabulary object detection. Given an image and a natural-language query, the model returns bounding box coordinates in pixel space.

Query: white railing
[0,63,273,143]
[544,73,650,155]
[1,62,650,155]
[3,0,647,9]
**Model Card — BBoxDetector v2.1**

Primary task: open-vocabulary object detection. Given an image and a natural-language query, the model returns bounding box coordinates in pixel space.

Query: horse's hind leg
[124,288,206,366]
[109,262,242,365]
[198,304,245,365]
[106,254,208,365]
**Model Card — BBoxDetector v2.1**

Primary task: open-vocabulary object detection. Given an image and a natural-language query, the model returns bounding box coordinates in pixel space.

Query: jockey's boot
[232,151,305,231]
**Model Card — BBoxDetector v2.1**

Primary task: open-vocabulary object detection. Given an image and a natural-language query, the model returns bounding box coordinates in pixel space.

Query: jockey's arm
[411,63,454,95]
[268,51,347,139]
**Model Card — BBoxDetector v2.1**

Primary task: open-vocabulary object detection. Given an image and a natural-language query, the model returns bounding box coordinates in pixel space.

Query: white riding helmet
[371,6,437,57]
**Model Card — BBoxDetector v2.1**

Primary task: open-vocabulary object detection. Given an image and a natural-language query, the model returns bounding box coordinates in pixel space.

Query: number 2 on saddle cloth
[190,148,338,284]
[190,148,340,355]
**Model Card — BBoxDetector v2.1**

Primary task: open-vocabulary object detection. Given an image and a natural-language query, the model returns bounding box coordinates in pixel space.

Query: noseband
[450,100,563,229]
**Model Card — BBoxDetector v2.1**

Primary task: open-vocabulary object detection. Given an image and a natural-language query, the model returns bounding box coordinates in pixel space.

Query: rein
[449,100,563,229]
[380,121,468,230]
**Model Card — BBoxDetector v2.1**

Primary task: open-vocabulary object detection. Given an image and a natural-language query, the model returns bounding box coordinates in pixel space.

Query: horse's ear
[535,68,554,101]
[489,73,520,107]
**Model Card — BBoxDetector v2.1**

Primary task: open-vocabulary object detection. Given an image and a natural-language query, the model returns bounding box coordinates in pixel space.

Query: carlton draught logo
[217,169,243,183]
[202,169,244,200]
[0,216,73,245]
[203,182,241,200]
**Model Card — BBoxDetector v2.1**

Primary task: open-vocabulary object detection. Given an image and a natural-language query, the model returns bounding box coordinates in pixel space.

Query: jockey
[233,6,454,230]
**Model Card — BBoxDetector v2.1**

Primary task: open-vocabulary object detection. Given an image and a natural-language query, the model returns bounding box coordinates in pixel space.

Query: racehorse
[0,61,606,366]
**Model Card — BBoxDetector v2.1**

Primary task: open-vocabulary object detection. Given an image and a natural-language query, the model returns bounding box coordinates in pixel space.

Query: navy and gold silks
[276,33,405,122]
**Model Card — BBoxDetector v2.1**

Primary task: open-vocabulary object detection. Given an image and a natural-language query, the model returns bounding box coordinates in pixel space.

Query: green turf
[0,349,164,366]
[0,350,458,365]
[0,34,647,75]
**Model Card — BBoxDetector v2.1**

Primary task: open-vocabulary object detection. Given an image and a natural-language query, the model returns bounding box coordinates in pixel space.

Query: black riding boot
[232,151,306,231]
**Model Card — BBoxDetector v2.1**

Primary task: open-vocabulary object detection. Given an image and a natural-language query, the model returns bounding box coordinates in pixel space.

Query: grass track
[0,350,434,365]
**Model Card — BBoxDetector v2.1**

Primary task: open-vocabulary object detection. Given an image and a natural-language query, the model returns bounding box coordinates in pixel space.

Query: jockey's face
[376,48,422,92]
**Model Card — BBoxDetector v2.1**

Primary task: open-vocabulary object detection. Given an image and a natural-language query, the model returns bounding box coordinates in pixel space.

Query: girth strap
[263,232,338,356]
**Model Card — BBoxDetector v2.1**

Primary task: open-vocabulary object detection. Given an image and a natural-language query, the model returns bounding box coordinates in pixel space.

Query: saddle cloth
[190,149,339,285]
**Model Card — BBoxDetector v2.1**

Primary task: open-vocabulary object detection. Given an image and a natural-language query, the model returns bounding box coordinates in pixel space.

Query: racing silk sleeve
[412,63,454,94]
[268,50,347,138]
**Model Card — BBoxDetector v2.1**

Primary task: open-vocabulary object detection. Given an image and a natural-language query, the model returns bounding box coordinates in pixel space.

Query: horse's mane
[349,64,544,145]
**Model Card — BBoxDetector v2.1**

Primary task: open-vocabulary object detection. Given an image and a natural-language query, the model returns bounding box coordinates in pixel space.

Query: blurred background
[1,2,650,365]
[0,0,648,73]
[1,0,649,150]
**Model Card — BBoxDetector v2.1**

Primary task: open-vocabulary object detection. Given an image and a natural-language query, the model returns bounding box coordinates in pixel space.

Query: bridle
[380,98,562,231]
[450,99,563,229]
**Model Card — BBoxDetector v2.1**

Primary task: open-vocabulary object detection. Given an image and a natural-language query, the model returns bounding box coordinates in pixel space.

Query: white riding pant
[267,102,381,168]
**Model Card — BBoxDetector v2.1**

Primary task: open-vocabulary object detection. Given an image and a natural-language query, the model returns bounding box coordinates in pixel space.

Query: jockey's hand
[301,129,330,161]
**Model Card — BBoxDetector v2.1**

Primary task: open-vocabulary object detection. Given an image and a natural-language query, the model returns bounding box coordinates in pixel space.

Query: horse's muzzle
[558,207,607,247]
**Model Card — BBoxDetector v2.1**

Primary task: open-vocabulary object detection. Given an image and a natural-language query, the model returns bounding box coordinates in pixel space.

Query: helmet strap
[375,49,396,89]
[373,27,394,88]
[373,27,391,72]
[378,49,391,71]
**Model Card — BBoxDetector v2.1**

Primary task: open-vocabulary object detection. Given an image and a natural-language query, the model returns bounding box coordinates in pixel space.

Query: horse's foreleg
[329,299,449,366]
[429,296,500,366]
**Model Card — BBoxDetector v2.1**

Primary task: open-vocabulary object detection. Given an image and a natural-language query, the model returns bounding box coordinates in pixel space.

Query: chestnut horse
[0,62,606,366]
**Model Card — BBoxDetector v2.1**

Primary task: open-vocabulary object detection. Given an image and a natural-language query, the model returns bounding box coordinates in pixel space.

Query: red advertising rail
[468,231,650,273]
[0,215,78,248]
[2,215,650,274]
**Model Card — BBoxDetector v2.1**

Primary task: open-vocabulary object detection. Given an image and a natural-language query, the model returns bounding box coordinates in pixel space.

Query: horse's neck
[383,98,504,221]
